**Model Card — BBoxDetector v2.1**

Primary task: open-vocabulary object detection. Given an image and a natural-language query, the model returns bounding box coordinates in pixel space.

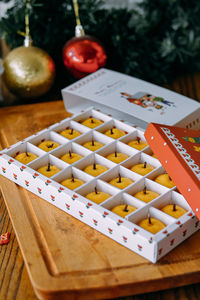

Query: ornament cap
[24,35,33,47]
[75,25,85,37]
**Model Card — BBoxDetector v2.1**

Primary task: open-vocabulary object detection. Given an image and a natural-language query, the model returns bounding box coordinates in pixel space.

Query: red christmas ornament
[63,34,107,79]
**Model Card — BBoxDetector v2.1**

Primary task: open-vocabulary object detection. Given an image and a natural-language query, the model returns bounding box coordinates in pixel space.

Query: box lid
[62,68,200,129]
[145,123,200,219]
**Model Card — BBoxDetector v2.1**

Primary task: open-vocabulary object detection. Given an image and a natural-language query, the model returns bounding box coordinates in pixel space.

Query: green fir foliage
[1,0,200,88]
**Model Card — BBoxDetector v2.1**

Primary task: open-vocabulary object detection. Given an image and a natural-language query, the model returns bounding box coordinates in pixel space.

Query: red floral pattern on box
[2,167,6,173]
[122,236,128,243]
[133,228,139,234]
[45,179,51,186]
[102,211,109,218]
[93,219,98,225]
[117,219,124,226]
[58,186,64,193]
[25,180,29,187]
[72,194,78,201]
[37,187,42,194]
[20,165,26,172]
[108,228,113,234]
[13,173,17,180]
[65,203,70,210]
[33,173,39,179]
[79,211,84,218]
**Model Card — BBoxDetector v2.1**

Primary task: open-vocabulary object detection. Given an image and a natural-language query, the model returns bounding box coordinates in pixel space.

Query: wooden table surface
[0,73,200,300]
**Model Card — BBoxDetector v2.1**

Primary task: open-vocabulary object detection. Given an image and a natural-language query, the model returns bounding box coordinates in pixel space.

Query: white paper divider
[146,166,172,182]
[99,165,142,188]
[71,108,112,125]
[29,130,68,149]
[74,153,116,175]
[122,152,161,173]
[50,142,91,162]
[46,116,72,131]
[151,190,191,212]
[97,140,138,161]
[51,119,90,136]
[76,179,119,199]
[128,206,174,230]
[74,130,113,149]
[120,129,148,147]
[102,192,145,212]
[47,118,71,131]
[143,146,158,158]
[6,142,45,158]
[28,154,68,173]
[52,166,93,186]
[125,177,169,199]
[97,119,136,139]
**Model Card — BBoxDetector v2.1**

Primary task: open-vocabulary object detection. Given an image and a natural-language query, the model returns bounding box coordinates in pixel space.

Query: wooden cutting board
[1,100,200,300]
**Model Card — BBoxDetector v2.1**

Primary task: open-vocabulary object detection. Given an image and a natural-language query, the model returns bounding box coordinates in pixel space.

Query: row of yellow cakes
[14,151,175,188]
[14,148,155,171]
[35,135,148,151]
[42,170,186,235]
[38,160,190,233]
[26,160,186,234]
[110,204,185,234]
[4,154,188,234]
[78,116,148,150]
[14,138,156,175]
[14,136,149,159]
[33,162,174,206]
[12,170,186,234]
[7,149,189,231]
[13,115,151,171]
[34,164,178,229]
[12,163,186,235]
[14,155,173,196]
[25,116,148,149]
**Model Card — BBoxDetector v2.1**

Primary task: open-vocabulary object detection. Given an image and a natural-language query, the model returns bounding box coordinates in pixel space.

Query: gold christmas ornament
[2,0,55,99]
[3,46,55,98]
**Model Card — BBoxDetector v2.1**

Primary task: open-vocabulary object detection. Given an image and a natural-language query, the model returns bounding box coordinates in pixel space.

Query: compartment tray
[1,101,200,299]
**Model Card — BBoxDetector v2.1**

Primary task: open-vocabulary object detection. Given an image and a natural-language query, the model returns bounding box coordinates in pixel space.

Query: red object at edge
[0,232,11,245]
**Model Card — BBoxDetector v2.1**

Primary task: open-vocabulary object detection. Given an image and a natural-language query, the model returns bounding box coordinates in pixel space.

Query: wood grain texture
[0,76,200,300]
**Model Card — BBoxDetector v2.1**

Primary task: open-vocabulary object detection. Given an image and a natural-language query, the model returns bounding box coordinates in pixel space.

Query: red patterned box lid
[145,123,200,219]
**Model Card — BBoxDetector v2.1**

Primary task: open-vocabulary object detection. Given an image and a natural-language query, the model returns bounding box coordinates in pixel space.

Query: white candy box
[0,68,199,263]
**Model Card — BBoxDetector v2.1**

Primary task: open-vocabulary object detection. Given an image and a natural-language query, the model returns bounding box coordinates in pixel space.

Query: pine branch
[0,0,200,88]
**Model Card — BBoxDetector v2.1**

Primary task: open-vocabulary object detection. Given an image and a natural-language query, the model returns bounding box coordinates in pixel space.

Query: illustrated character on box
[183,135,200,152]
[120,92,175,110]
[120,92,148,108]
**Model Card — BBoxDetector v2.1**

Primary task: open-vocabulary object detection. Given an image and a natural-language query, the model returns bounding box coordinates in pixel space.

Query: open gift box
[0,68,199,263]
